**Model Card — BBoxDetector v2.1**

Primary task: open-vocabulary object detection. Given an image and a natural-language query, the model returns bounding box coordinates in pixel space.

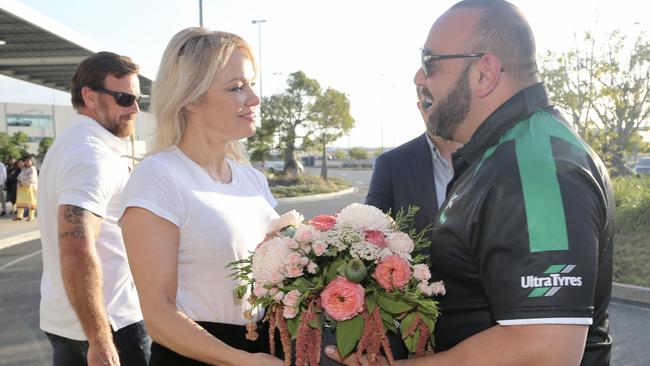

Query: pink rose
[299,257,310,266]
[286,265,303,278]
[282,289,301,307]
[286,252,302,266]
[273,291,285,302]
[412,264,431,282]
[417,281,434,296]
[320,276,365,321]
[295,224,319,243]
[283,305,298,319]
[253,284,269,297]
[312,241,327,256]
[307,261,318,274]
[309,215,337,231]
[373,255,412,291]
[365,230,387,248]
[300,242,312,254]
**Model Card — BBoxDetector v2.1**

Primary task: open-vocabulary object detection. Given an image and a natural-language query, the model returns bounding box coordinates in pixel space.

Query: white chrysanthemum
[251,237,293,285]
[335,203,391,231]
[270,210,304,231]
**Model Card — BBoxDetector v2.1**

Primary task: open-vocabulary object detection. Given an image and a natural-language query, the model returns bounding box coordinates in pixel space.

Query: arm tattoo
[59,206,93,240]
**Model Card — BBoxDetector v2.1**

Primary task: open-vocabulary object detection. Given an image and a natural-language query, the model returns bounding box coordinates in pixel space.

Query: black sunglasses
[421,50,485,77]
[92,87,141,107]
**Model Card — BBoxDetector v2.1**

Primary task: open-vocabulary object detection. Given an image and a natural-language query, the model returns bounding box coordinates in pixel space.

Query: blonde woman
[14,156,38,221]
[119,28,283,365]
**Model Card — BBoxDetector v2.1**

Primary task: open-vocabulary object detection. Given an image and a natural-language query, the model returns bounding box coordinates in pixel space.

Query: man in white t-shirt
[38,52,150,366]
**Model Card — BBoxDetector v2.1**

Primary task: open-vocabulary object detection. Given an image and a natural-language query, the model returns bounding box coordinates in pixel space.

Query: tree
[248,71,354,178]
[332,149,348,162]
[348,147,369,166]
[38,137,54,162]
[0,132,30,162]
[307,88,354,179]
[540,30,650,176]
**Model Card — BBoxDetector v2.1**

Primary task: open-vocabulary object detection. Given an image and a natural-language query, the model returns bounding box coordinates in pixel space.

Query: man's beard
[427,63,472,141]
[98,99,135,138]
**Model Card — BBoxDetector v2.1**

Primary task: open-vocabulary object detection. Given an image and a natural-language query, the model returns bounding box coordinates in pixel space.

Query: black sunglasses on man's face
[421,49,485,77]
[92,87,141,107]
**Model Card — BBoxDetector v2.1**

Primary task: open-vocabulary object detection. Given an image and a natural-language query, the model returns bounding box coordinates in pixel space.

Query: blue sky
[0,0,646,148]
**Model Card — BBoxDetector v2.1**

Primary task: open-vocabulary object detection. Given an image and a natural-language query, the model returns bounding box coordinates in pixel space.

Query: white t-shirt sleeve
[251,167,277,208]
[120,157,184,226]
[57,156,115,218]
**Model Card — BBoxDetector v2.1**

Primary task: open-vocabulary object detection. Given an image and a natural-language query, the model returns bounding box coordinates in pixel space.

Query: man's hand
[324,346,392,366]
[88,338,120,366]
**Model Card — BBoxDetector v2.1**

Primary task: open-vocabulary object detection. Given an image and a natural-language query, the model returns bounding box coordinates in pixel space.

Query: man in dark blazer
[365,86,461,234]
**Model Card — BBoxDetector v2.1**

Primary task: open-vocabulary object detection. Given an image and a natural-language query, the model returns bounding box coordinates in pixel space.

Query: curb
[0,230,41,251]
[276,187,357,203]
[612,282,650,305]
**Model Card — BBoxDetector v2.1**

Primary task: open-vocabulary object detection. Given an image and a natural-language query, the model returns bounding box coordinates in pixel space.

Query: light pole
[251,19,267,99]
[198,0,203,26]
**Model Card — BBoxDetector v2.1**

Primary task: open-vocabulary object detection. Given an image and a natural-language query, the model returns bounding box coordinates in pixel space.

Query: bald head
[447,0,538,81]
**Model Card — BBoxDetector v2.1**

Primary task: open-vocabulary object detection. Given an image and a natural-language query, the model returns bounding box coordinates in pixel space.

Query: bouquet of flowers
[229,204,444,366]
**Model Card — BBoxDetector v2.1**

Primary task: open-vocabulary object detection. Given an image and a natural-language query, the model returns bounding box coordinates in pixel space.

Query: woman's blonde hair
[150,27,256,162]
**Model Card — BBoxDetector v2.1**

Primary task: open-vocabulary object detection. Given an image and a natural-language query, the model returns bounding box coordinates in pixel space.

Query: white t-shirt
[38,113,143,341]
[0,162,6,185]
[120,146,278,325]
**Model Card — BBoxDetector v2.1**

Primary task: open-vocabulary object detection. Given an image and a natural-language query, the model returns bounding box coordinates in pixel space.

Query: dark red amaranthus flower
[356,307,395,366]
[268,305,292,366]
[295,299,323,366]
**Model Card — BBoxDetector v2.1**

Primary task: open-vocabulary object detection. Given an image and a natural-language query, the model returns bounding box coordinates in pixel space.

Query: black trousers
[45,321,150,366]
[149,321,279,366]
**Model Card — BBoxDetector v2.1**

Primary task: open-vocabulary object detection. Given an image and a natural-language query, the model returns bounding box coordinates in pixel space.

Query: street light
[251,19,267,99]
[198,0,203,26]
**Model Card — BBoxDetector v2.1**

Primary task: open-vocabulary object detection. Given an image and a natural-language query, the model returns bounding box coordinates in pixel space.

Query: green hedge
[612,175,650,287]
[269,175,352,198]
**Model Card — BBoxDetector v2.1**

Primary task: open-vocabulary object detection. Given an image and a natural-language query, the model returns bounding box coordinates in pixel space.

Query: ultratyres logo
[521,264,582,298]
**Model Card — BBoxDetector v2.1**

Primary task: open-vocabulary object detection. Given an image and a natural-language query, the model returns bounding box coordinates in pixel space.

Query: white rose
[271,210,304,231]
[386,232,414,257]
[412,264,431,281]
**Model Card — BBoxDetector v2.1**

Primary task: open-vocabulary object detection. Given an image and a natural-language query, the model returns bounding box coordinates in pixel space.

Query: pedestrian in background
[14,156,37,221]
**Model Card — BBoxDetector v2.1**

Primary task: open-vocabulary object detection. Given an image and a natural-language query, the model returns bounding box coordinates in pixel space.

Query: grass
[269,174,352,198]
[612,175,650,287]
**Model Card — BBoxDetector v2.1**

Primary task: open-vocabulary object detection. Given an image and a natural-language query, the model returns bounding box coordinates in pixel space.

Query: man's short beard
[98,98,135,138]
[109,115,134,138]
[427,63,472,141]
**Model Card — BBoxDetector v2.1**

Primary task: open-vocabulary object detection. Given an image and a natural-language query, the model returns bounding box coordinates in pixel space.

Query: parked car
[634,157,650,176]
[635,166,650,175]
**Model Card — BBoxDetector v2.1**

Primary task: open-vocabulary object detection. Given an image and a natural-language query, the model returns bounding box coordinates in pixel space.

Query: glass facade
[6,113,54,128]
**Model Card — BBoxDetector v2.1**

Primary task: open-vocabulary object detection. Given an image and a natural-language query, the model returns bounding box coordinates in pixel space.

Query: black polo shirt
[430,83,613,365]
